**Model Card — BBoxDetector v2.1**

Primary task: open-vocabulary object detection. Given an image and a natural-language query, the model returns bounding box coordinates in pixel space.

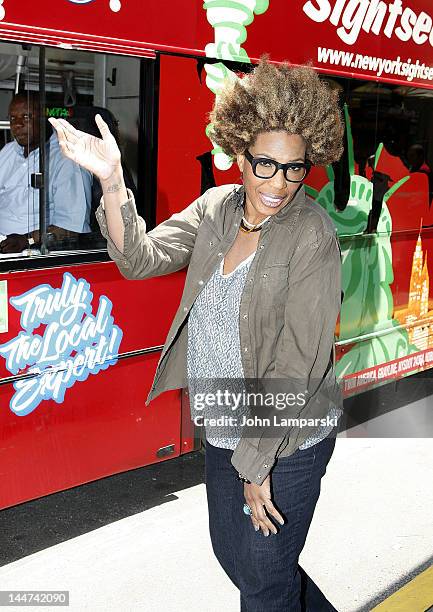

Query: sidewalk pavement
[1,414,433,611]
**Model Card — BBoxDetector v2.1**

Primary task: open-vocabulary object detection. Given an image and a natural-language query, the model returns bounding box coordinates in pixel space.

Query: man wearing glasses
[0,91,92,253]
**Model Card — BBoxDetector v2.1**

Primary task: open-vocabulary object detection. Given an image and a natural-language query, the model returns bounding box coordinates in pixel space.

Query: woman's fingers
[251,515,260,532]
[249,503,268,536]
[250,500,276,536]
[49,117,86,145]
[48,118,76,160]
[246,498,283,535]
[48,117,63,138]
[258,508,278,535]
[264,499,285,527]
[60,139,77,161]
[57,118,81,142]
[244,476,283,536]
[48,118,72,144]
[49,117,72,139]
[95,113,112,140]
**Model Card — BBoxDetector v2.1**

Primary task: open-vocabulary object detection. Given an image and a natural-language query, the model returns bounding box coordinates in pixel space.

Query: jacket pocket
[188,219,222,271]
[258,263,289,307]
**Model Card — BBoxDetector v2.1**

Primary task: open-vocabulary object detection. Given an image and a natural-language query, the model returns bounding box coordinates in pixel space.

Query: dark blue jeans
[205,434,338,612]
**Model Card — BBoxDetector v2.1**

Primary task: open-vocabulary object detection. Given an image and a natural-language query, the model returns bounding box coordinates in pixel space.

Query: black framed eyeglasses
[244,150,311,182]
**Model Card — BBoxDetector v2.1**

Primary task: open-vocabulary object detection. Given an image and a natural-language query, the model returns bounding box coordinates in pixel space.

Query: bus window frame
[0,43,158,272]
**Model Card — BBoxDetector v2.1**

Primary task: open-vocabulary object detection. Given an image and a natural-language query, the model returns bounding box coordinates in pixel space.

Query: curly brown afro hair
[208,57,344,166]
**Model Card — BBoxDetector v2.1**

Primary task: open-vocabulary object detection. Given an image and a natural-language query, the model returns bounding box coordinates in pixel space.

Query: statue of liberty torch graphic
[203,0,269,170]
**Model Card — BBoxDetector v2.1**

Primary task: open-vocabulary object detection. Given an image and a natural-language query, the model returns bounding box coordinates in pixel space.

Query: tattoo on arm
[106,183,122,193]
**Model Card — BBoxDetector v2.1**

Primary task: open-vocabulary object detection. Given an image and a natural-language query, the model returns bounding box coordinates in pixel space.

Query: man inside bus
[0,91,92,253]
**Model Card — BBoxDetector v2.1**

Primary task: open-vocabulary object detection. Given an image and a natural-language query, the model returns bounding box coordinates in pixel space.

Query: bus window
[0,45,41,256]
[0,43,141,258]
[375,83,433,232]
[303,76,386,219]
[312,77,412,233]
[45,48,141,253]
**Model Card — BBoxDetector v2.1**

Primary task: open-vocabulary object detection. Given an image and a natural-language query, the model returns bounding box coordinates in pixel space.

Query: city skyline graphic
[395,223,433,351]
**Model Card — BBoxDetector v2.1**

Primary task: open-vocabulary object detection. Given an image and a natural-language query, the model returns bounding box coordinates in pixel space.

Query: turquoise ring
[243,503,252,515]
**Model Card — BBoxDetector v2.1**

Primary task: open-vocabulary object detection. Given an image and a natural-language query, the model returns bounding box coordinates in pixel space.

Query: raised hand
[48,114,121,181]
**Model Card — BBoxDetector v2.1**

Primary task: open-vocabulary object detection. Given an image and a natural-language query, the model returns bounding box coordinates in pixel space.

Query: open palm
[48,114,121,181]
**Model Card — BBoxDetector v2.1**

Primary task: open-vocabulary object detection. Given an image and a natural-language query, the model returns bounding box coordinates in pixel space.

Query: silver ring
[243,503,252,516]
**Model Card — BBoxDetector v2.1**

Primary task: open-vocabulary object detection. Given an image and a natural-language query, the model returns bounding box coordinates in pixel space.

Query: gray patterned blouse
[187,252,341,452]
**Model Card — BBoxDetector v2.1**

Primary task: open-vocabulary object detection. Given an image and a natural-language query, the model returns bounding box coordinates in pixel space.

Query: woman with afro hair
[50,56,344,611]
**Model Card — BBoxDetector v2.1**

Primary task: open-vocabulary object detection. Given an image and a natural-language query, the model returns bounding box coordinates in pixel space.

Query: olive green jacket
[96,183,342,485]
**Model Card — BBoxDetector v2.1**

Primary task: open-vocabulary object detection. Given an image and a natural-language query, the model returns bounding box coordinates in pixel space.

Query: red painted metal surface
[1,1,433,87]
[156,54,240,223]
[0,262,187,509]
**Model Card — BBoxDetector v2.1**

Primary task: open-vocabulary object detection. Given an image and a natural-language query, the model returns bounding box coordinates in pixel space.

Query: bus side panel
[0,262,186,510]
[157,54,241,223]
[3,0,433,89]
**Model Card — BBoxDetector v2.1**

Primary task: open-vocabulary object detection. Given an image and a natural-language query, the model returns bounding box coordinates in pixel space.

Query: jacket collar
[230,183,307,226]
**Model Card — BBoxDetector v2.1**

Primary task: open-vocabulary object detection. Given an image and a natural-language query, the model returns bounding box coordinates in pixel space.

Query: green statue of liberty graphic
[305,104,418,379]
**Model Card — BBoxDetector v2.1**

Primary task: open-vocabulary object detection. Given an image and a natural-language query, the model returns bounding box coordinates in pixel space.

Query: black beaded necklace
[239,214,271,233]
